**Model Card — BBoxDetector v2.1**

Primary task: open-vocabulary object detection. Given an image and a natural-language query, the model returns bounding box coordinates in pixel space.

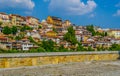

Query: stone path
[0,61,120,76]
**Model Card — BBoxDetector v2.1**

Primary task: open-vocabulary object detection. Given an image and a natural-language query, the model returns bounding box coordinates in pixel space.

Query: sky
[0,0,120,28]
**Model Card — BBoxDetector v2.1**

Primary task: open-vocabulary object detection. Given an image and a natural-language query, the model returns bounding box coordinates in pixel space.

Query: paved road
[0,61,120,76]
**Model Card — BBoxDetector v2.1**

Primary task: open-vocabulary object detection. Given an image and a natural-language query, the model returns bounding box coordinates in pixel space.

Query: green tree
[2,26,11,35]
[77,43,84,51]
[64,26,77,45]
[41,40,55,52]
[15,33,25,40]
[20,25,33,31]
[86,25,96,36]
[87,46,94,51]
[109,44,120,51]
[28,36,41,46]
[0,22,3,26]
[38,25,42,29]
[52,28,57,33]
[104,32,108,36]
[11,26,18,35]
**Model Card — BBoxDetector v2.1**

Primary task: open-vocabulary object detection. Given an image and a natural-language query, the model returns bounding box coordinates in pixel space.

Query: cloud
[113,10,120,16]
[48,0,97,15]
[0,0,35,10]
[89,13,95,18]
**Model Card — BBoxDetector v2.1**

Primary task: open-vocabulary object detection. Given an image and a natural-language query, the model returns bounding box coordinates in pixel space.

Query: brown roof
[49,16,62,21]
[0,12,7,15]
[26,16,39,20]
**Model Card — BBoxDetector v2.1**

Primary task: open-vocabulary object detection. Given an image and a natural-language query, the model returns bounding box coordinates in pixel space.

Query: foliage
[77,43,86,51]
[20,25,33,31]
[28,36,41,46]
[15,33,25,40]
[58,45,69,52]
[2,26,18,35]
[87,46,94,51]
[86,25,96,36]
[2,26,12,35]
[104,32,108,36]
[52,28,57,33]
[64,26,77,45]
[38,25,42,29]
[86,25,108,37]
[28,47,45,53]
[11,26,18,35]
[109,44,120,51]
[41,40,55,52]
[0,22,3,26]
[15,36,21,40]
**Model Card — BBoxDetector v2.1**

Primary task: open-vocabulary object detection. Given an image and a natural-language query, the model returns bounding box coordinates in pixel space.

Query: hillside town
[0,12,120,52]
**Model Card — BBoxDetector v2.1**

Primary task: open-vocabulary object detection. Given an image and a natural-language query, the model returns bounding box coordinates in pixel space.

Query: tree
[52,28,57,33]
[38,25,42,29]
[109,44,120,51]
[0,22,3,26]
[11,26,18,35]
[86,25,96,36]
[41,40,55,52]
[104,32,108,36]
[15,33,25,40]
[20,25,33,32]
[2,26,11,35]
[64,26,77,45]
[15,36,21,40]
[87,46,94,51]
[77,43,86,51]
[28,36,41,46]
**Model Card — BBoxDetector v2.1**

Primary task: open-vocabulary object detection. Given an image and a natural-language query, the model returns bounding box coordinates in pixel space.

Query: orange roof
[47,31,56,33]
[82,41,91,44]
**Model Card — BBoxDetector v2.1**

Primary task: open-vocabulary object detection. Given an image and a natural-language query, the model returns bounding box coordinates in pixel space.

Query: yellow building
[9,14,26,26]
[46,31,57,37]
[108,29,120,38]
[47,16,62,26]
[26,16,39,29]
[63,20,71,27]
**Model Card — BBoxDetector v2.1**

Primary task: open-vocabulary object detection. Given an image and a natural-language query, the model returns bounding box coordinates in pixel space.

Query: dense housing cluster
[0,12,120,52]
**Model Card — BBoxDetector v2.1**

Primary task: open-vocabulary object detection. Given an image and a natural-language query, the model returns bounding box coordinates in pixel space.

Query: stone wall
[0,51,119,68]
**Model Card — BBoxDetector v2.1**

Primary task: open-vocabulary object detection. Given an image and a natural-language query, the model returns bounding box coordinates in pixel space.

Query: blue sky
[0,0,120,28]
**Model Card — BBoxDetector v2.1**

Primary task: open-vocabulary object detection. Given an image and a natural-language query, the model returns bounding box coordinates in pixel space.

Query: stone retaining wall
[0,51,119,68]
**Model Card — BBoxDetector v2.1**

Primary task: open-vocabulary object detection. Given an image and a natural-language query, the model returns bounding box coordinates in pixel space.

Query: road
[0,60,120,76]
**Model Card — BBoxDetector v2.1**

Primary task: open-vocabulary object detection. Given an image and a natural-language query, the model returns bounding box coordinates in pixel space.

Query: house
[97,28,104,33]
[60,41,71,48]
[26,16,39,29]
[12,41,22,50]
[107,29,120,38]
[62,20,71,28]
[0,13,10,23]
[75,33,82,42]
[9,14,25,26]
[96,41,112,49]
[26,30,41,39]
[20,38,34,51]
[75,29,92,42]
[57,32,64,39]
[0,36,8,43]
[47,16,62,26]
[110,38,120,44]
[0,35,14,49]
